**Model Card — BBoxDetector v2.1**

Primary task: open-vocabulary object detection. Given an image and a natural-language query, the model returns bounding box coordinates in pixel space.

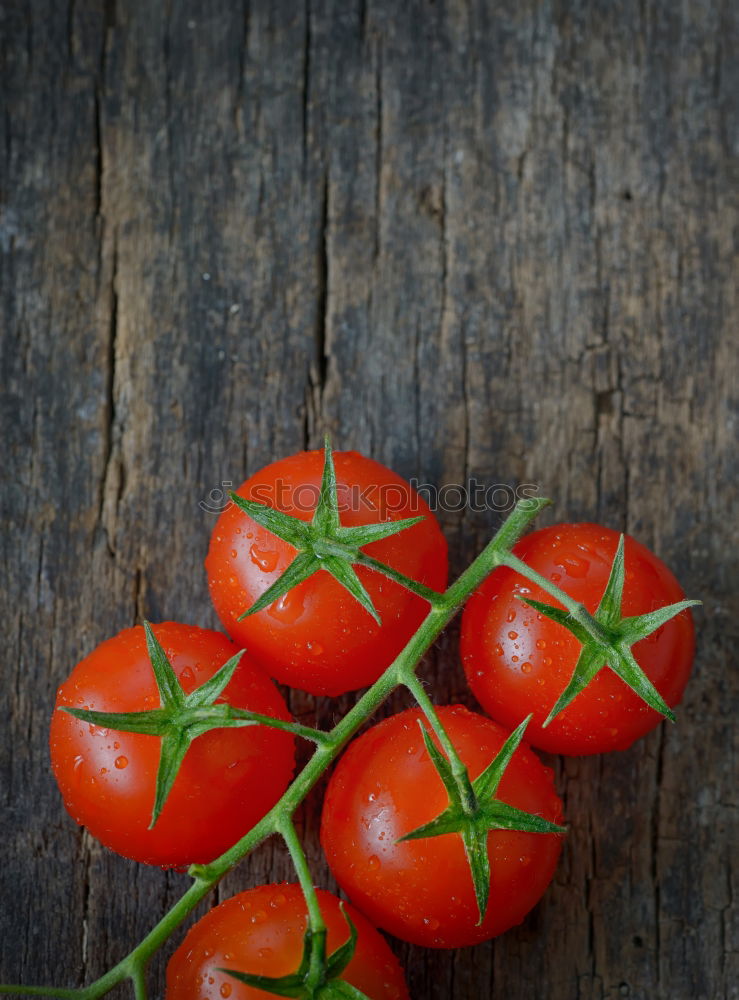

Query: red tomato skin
[320,706,564,949]
[50,623,295,868]
[165,883,410,1000]
[205,449,448,696]
[460,523,696,755]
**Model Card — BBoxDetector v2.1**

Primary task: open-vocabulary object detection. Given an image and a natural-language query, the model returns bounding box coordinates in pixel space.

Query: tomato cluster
[43,445,695,998]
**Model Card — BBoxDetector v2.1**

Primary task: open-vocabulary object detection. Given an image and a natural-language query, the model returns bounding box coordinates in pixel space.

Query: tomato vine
[0,441,697,1000]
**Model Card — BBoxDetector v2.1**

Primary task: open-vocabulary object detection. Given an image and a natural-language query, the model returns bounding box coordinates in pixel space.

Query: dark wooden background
[1,1,736,998]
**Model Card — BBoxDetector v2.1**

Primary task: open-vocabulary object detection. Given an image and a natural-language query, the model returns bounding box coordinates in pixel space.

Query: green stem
[279,818,327,991]
[403,672,476,814]
[279,818,326,936]
[1,498,555,1000]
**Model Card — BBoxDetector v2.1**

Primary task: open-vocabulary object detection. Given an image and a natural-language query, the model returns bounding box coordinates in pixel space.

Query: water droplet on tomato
[251,909,267,924]
[306,640,323,655]
[250,544,279,573]
[220,984,232,998]
[506,608,516,623]
[368,855,380,870]
[99,767,108,775]
[508,631,518,640]
[269,590,305,624]
[180,666,195,685]
[512,655,519,663]
[230,549,237,559]
[115,756,128,770]
[258,948,273,959]
[423,917,440,930]
[551,573,561,582]
[494,643,504,656]
[521,662,533,674]
[536,639,547,650]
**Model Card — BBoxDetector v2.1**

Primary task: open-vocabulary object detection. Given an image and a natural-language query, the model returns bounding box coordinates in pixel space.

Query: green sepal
[221,903,364,1000]
[60,707,170,735]
[321,557,380,625]
[516,595,593,645]
[185,650,245,708]
[220,968,307,998]
[229,492,310,549]
[319,983,372,1000]
[612,643,676,721]
[238,550,319,620]
[417,723,460,803]
[515,538,699,727]
[324,905,358,980]
[397,811,466,842]
[461,824,491,924]
[479,800,566,836]
[144,621,185,709]
[336,515,425,548]
[619,600,701,644]
[472,715,531,800]
[542,644,609,726]
[150,729,190,828]
[399,713,565,924]
[231,437,433,626]
[595,534,626,626]
[312,435,341,535]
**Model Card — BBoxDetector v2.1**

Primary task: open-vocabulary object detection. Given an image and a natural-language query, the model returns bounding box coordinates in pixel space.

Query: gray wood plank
[1,0,736,997]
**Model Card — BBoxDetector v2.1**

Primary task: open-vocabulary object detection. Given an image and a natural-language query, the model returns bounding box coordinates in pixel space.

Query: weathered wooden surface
[1,1,736,997]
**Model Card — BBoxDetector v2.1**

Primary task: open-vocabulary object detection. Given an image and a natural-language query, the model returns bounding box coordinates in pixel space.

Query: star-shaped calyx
[513,535,700,726]
[399,716,566,923]
[61,622,289,828]
[221,903,369,1000]
[230,438,436,624]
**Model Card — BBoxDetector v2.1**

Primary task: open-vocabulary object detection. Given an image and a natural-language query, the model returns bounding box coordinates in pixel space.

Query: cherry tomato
[165,883,410,1000]
[50,623,295,867]
[460,522,696,754]
[206,448,448,696]
[320,706,563,948]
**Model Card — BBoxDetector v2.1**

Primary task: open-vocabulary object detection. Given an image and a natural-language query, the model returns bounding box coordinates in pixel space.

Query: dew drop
[99,767,108,775]
[368,855,380,870]
[250,544,279,573]
[115,756,128,770]
[508,631,518,640]
[230,549,238,559]
[306,641,324,655]
[512,655,519,663]
[423,917,440,930]
[536,639,547,650]
[269,591,305,624]
[180,666,195,685]
[220,985,232,998]
[506,608,516,623]
[521,662,533,674]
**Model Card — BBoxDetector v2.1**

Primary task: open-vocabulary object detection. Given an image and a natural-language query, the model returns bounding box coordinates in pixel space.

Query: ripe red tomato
[460,523,696,754]
[206,448,448,696]
[50,623,295,867]
[165,883,410,1000]
[320,706,564,948]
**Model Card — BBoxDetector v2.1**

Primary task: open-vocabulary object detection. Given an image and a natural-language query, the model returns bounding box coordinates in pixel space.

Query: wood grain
[1,1,736,997]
